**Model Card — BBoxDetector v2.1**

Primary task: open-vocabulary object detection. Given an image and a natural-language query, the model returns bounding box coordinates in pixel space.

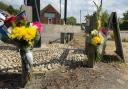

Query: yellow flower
[97,19,101,31]
[91,35,102,46]
[10,26,37,46]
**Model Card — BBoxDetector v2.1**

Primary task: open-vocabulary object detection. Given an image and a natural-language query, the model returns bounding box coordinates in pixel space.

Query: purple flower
[100,27,108,36]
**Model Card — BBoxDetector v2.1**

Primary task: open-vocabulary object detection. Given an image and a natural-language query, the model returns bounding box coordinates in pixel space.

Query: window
[44,13,55,18]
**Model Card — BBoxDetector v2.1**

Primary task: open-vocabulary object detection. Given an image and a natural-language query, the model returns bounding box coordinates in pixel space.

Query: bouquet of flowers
[1,11,43,81]
[3,12,42,48]
[90,0,108,61]
[10,26,37,47]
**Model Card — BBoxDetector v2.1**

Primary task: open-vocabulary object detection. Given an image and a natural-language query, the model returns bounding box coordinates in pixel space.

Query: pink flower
[100,27,108,36]
[30,22,43,33]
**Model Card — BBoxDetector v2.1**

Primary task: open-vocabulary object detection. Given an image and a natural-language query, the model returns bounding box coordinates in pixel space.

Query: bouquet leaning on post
[3,11,43,81]
[90,0,108,62]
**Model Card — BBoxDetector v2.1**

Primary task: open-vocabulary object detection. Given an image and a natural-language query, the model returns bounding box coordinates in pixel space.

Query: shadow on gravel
[102,54,123,63]
[0,46,17,50]
[33,48,87,69]
[0,73,22,89]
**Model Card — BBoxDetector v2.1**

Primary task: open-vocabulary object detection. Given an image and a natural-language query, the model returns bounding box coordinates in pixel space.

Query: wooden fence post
[20,5,32,22]
[110,12,124,62]
[86,13,97,68]
[20,49,28,87]
[61,33,74,44]
[20,5,33,86]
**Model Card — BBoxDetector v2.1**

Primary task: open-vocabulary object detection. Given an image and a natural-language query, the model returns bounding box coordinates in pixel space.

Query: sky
[0,0,127,23]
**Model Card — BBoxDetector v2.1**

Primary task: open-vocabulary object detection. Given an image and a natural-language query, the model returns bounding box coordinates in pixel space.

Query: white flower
[91,29,98,36]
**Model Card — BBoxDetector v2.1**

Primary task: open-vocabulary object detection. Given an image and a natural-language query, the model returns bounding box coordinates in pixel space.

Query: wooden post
[61,33,74,44]
[20,4,33,86]
[110,12,124,62]
[20,5,32,22]
[61,33,64,44]
[27,0,40,22]
[20,49,28,87]
[86,13,97,68]
[69,33,74,41]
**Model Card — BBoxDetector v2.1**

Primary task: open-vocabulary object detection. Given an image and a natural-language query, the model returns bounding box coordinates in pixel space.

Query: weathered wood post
[109,12,124,62]
[20,49,29,86]
[21,1,42,85]
[86,13,97,68]
[61,33,74,44]
[27,0,40,22]
[20,5,33,86]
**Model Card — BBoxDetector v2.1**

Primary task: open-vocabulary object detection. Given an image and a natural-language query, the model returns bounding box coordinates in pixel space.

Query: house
[40,4,61,24]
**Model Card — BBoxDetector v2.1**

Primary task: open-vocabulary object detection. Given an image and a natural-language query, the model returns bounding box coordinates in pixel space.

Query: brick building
[40,4,61,24]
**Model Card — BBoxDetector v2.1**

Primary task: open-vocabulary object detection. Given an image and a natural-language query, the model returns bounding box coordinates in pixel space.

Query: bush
[120,20,128,30]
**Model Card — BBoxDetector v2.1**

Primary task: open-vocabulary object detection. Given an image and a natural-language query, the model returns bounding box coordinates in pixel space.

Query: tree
[6,5,18,15]
[123,10,128,21]
[0,1,8,10]
[67,16,77,25]
[119,10,128,30]
[0,2,19,15]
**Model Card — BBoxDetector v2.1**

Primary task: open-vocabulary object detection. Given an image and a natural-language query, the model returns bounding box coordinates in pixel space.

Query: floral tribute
[90,0,108,61]
[0,11,43,81]
[4,13,42,48]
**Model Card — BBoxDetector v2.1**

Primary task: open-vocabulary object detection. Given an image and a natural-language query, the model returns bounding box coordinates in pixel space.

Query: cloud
[0,0,127,23]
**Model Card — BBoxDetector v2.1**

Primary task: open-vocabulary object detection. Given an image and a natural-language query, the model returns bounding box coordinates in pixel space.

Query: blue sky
[0,0,128,23]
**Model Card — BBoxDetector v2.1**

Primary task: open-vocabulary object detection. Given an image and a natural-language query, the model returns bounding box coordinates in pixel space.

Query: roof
[41,4,60,15]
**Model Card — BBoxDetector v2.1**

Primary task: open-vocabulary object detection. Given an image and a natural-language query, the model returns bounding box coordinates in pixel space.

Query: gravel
[0,43,87,73]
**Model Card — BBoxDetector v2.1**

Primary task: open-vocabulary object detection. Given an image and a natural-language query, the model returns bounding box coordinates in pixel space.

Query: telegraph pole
[60,0,61,24]
[80,10,81,24]
[27,0,40,22]
[64,0,67,24]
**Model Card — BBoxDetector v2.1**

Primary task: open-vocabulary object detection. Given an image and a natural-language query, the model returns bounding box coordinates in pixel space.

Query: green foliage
[119,10,128,30]
[0,1,19,15]
[6,5,18,15]
[120,20,128,30]
[123,11,128,21]
[0,1,8,10]
[101,10,109,27]
[67,16,77,25]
